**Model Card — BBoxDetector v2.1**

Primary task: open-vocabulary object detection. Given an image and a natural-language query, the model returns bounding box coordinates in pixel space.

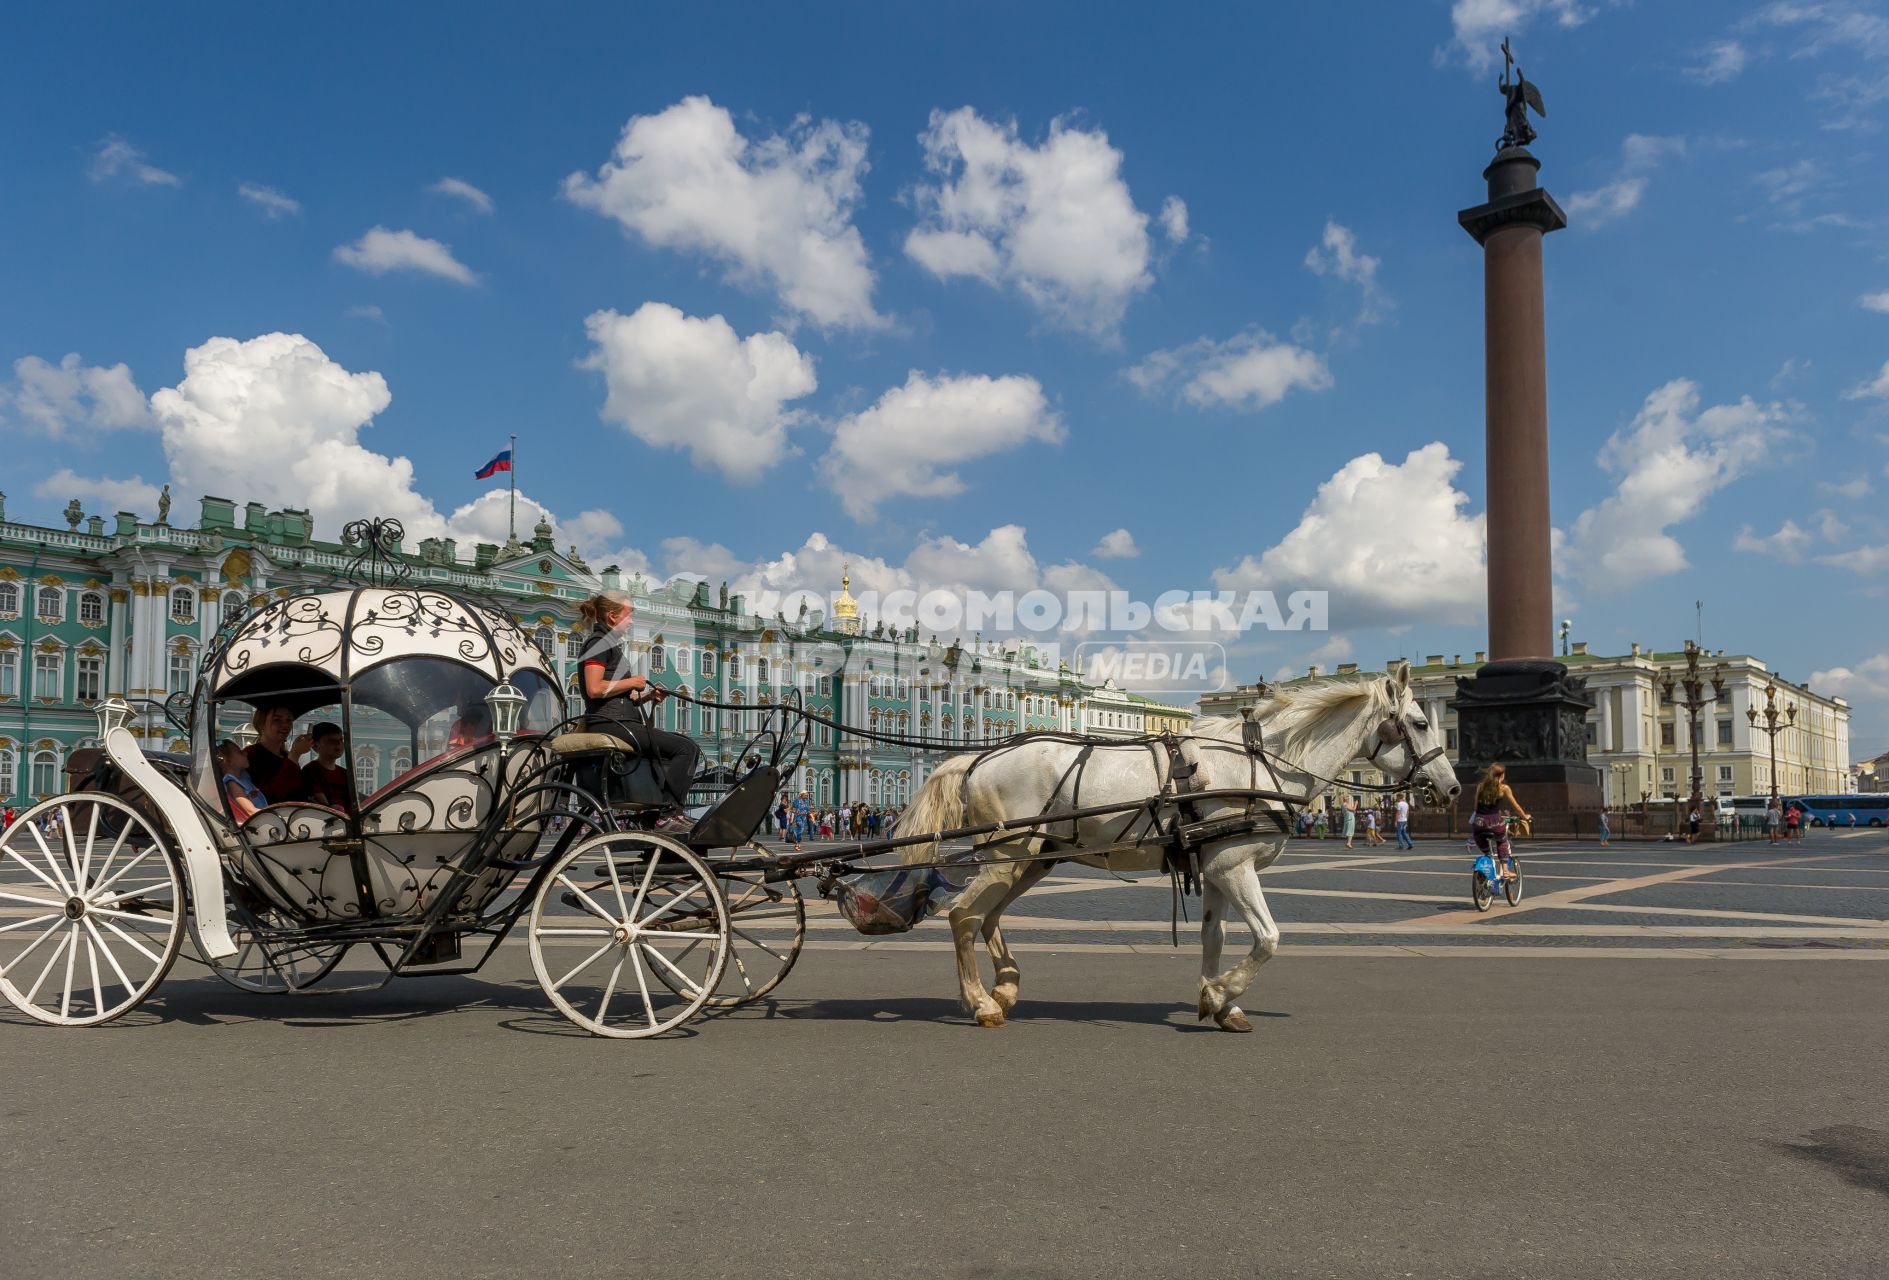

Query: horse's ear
[1390,661,1411,694]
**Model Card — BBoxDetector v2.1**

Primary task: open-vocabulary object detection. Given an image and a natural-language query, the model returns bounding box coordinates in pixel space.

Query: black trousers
[590,717,701,806]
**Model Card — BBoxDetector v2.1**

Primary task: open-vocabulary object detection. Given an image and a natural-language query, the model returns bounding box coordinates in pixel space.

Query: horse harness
[1363,711,1448,790]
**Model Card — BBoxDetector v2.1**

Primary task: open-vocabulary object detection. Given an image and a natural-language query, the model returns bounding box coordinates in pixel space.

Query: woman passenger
[575,591,700,807]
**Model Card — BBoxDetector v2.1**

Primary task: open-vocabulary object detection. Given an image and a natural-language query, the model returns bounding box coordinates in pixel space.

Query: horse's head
[1365,662,1460,804]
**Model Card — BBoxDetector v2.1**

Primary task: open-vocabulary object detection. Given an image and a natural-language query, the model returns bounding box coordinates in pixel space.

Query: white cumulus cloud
[1860,291,1889,312]
[1213,442,1486,628]
[1567,134,1686,229]
[237,182,300,218]
[1559,378,1791,588]
[333,227,477,285]
[32,469,162,516]
[564,96,883,331]
[1126,331,1332,412]
[3,353,152,437]
[905,107,1162,338]
[1446,0,1594,69]
[430,176,493,213]
[1686,39,1749,84]
[88,134,180,187]
[580,302,817,485]
[820,371,1064,521]
[1847,359,1889,399]
[1733,520,1813,562]
[1092,528,1140,559]
[1304,220,1387,323]
[1158,196,1189,243]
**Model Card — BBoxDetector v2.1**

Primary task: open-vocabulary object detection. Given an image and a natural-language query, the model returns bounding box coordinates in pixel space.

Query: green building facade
[1,491,1170,810]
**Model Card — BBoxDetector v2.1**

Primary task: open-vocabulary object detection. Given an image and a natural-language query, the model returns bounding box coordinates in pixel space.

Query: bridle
[1364,711,1448,790]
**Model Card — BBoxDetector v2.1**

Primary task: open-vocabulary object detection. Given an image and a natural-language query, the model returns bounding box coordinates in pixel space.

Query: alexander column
[1451,40,1601,818]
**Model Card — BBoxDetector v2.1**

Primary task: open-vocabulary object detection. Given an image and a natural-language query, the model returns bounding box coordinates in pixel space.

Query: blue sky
[2,1,1887,754]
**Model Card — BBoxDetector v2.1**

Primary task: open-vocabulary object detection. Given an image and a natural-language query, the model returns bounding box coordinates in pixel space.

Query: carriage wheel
[654,846,806,1008]
[528,832,729,1038]
[195,897,348,994]
[0,794,184,1026]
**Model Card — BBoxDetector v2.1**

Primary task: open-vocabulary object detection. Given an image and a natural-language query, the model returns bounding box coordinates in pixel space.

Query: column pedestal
[1453,659,1603,816]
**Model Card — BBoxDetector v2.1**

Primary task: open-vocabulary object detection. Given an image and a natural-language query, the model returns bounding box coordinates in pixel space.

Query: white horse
[898,663,1461,1031]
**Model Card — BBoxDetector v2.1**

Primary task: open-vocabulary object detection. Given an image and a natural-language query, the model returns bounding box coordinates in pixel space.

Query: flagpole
[508,432,517,544]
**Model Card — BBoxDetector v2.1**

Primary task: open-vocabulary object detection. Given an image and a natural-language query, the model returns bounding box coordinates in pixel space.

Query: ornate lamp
[232,721,259,751]
[97,697,134,736]
[485,681,529,746]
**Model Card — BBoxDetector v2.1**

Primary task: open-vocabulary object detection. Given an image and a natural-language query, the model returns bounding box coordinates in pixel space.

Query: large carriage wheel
[654,845,806,1008]
[0,794,185,1026]
[193,896,348,994]
[528,831,729,1038]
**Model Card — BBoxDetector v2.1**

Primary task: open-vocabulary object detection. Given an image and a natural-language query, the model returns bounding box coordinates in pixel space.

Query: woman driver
[575,590,701,807]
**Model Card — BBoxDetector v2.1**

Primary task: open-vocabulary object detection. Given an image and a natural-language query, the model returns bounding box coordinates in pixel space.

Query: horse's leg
[1196,876,1229,1023]
[982,854,1050,1013]
[946,869,1019,1028]
[1198,844,1283,1034]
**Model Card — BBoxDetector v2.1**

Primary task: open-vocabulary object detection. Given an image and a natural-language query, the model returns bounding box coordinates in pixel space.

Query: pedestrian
[1363,806,1381,846]
[1314,806,1328,839]
[789,790,811,852]
[1597,807,1610,848]
[1685,805,1701,845]
[1394,793,1413,849]
[1786,803,1801,842]
[1766,798,1781,845]
[1341,795,1357,849]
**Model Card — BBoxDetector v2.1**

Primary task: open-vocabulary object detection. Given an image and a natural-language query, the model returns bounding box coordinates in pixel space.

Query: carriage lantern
[231,721,259,751]
[97,696,135,735]
[484,680,529,746]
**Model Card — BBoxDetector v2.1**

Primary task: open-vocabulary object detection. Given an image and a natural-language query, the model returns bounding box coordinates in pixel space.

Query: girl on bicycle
[1469,764,1531,882]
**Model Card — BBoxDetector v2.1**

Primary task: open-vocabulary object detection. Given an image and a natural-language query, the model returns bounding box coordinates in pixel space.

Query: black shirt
[578,620,649,726]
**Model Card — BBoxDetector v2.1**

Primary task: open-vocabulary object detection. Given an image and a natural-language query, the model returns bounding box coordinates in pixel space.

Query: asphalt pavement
[2,828,1886,1279]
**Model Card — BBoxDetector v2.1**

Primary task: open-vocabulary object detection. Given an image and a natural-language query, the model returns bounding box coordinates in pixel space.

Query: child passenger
[301,722,355,814]
[219,741,269,822]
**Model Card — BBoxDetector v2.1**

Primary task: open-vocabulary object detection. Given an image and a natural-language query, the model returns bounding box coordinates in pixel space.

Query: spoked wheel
[194,897,347,994]
[0,794,185,1026]
[1503,857,1525,907]
[659,846,806,1008]
[1471,870,1494,913]
[528,831,729,1038]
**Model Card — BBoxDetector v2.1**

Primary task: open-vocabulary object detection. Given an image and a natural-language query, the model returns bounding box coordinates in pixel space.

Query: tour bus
[1780,794,1889,827]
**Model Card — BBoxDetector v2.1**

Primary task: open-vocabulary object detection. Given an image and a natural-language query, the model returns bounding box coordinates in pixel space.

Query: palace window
[1661,766,1676,785]
[0,582,18,615]
[1660,723,1675,748]
[1718,765,1734,783]
[1584,722,1598,745]
[75,654,102,703]
[221,590,247,626]
[169,587,195,624]
[36,585,64,621]
[757,657,769,684]
[534,626,555,660]
[354,749,379,797]
[650,641,666,673]
[0,650,16,698]
[169,652,194,697]
[818,676,831,697]
[1445,728,1458,751]
[674,647,691,675]
[78,592,105,626]
[31,749,58,797]
[728,653,743,681]
[700,651,717,678]
[33,651,62,700]
[1717,720,1733,746]
[0,749,13,797]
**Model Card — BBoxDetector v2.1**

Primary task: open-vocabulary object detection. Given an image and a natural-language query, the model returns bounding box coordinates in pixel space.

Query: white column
[107,591,128,697]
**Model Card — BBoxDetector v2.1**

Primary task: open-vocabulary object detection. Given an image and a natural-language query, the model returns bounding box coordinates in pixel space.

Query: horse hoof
[1215,1007,1254,1033]
[991,986,1018,1012]
[975,1008,1007,1029]
[1197,991,1214,1022]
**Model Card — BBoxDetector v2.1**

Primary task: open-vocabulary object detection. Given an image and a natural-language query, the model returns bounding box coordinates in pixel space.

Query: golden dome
[833,564,858,619]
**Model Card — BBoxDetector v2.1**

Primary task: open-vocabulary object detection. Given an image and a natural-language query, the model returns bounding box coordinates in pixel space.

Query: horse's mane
[1191,678,1396,758]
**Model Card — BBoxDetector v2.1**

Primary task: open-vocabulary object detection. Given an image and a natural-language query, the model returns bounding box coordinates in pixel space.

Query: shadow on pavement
[735,994,1290,1031]
[1778,1125,1889,1199]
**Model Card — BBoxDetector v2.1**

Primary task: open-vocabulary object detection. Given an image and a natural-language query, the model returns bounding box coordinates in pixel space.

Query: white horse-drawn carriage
[0,574,803,1037]
[1,536,1460,1039]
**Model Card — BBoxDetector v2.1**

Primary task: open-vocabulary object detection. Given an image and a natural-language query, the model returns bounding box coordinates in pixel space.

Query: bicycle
[1470,825,1524,912]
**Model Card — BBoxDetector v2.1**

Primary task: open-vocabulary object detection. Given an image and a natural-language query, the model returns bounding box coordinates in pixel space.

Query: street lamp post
[1659,641,1727,827]
[1746,681,1798,802]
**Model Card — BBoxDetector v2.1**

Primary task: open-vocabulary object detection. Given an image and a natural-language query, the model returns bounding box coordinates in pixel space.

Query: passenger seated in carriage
[247,703,312,804]
[446,703,497,753]
[300,722,356,816]
[575,590,700,808]
[218,740,269,822]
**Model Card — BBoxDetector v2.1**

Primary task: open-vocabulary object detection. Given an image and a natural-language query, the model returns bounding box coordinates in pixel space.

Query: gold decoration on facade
[36,638,60,652]
[130,580,151,597]
[110,588,128,604]
[38,574,62,587]
[0,566,19,580]
[220,548,252,584]
[83,578,103,590]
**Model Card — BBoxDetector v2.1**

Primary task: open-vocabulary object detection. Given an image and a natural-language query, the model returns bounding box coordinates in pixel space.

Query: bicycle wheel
[1471,870,1494,913]
[1503,857,1524,906]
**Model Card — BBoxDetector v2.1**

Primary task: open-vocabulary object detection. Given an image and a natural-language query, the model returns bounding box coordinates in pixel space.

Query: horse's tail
[900,755,973,865]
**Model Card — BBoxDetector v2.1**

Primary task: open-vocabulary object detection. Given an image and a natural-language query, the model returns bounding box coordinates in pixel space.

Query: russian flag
[474,449,513,480]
